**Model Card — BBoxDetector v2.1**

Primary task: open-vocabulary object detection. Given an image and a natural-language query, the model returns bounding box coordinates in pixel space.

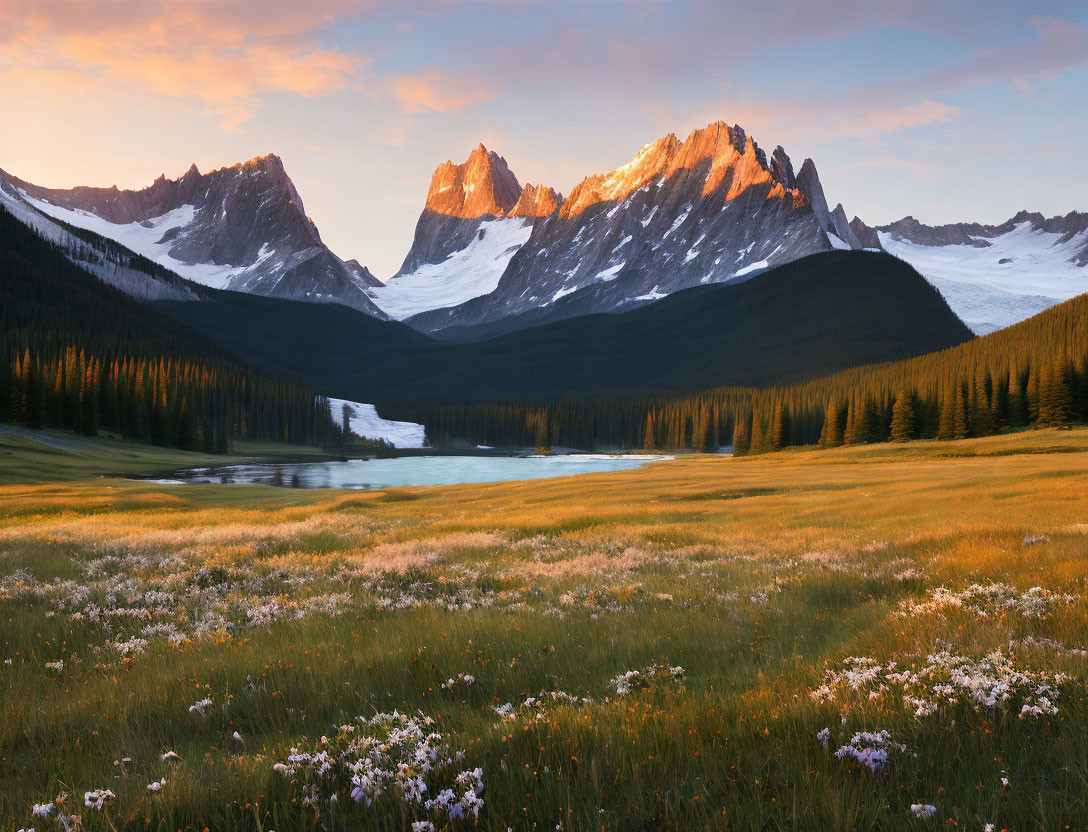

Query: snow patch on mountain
[878,223,1088,334]
[595,262,625,281]
[19,194,247,288]
[328,398,426,448]
[735,260,769,277]
[369,218,531,320]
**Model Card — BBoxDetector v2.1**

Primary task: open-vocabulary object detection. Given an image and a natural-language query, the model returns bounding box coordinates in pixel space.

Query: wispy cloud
[391,67,499,114]
[0,1,384,128]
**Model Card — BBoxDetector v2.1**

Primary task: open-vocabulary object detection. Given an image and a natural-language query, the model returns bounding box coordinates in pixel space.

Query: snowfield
[879,223,1088,334]
[327,398,426,448]
[16,194,250,289]
[368,218,531,319]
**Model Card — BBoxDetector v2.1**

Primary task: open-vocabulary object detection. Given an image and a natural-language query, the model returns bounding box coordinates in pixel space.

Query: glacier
[18,194,252,289]
[878,223,1088,334]
[367,218,531,320]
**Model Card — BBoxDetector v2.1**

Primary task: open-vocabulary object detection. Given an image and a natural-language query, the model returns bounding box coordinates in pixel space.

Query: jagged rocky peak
[509,183,562,218]
[0,153,387,316]
[849,216,882,250]
[794,157,859,245]
[425,143,523,218]
[770,146,796,190]
[559,121,809,220]
[559,133,681,219]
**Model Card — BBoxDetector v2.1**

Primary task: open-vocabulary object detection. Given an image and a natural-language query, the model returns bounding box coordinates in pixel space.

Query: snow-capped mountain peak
[0,156,386,316]
[403,120,859,332]
[372,142,568,320]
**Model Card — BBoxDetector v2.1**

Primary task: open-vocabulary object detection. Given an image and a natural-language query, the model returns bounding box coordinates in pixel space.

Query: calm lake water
[150,454,668,490]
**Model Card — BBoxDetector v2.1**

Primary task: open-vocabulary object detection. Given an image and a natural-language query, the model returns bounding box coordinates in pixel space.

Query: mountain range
[2,119,1087,340]
[0,155,386,317]
[157,250,971,406]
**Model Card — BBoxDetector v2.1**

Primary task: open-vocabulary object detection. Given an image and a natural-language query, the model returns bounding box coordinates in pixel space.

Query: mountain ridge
[0,155,387,317]
[403,121,856,331]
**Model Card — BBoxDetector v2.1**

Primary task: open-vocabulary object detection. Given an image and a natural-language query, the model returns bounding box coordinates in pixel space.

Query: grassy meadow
[2,428,1088,830]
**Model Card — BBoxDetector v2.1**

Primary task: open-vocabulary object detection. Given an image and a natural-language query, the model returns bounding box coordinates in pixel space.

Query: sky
[2,1,1088,279]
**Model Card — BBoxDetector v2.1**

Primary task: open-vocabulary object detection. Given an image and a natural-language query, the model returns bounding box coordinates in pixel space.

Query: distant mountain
[366,144,560,320]
[851,211,1088,334]
[0,156,387,317]
[0,200,339,450]
[402,121,861,332]
[0,180,200,304]
[158,250,971,406]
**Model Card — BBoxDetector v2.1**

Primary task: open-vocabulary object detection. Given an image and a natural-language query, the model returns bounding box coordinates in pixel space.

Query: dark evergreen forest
[0,206,342,451]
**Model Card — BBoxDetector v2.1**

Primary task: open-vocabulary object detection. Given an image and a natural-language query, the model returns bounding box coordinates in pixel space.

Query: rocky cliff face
[0,156,386,316]
[509,184,562,219]
[371,145,559,320]
[406,121,858,332]
[393,145,528,279]
[424,143,522,219]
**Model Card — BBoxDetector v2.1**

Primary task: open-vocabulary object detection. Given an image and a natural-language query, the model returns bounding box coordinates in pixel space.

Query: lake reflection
[150,454,668,490]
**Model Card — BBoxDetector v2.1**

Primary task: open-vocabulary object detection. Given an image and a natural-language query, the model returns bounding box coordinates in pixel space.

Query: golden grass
[2,427,1088,830]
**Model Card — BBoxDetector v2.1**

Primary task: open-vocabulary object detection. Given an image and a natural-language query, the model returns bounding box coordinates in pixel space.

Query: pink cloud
[0,1,383,128]
[391,67,499,114]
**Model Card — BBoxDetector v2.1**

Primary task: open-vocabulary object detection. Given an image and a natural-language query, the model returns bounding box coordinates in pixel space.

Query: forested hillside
[160,251,972,404]
[0,205,341,450]
[393,289,1088,450]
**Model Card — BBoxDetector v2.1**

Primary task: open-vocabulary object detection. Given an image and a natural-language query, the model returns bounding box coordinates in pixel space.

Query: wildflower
[32,803,54,818]
[440,673,476,691]
[610,664,685,695]
[188,697,213,716]
[146,778,166,792]
[412,823,435,832]
[813,650,1068,721]
[831,730,912,772]
[161,751,180,761]
[910,804,937,819]
[816,727,830,747]
[84,789,116,810]
[233,731,244,742]
[45,660,64,672]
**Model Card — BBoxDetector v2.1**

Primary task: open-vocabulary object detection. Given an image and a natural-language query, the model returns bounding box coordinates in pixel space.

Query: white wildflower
[84,789,116,810]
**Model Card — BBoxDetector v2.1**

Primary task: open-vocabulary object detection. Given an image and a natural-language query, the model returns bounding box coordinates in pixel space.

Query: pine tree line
[1,203,343,451]
[391,291,1088,451]
[0,346,343,451]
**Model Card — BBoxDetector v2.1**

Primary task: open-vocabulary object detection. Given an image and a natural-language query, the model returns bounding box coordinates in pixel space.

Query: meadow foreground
[2,430,1088,830]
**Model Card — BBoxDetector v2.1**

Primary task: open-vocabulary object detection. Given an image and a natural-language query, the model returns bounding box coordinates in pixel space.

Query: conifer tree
[937,383,956,440]
[768,402,788,452]
[889,391,915,442]
[643,411,657,451]
[952,386,969,440]
[817,400,843,447]
[732,414,750,457]
[1037,364,1074,428]
[749,413,766,455]
[844,395,871,445]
